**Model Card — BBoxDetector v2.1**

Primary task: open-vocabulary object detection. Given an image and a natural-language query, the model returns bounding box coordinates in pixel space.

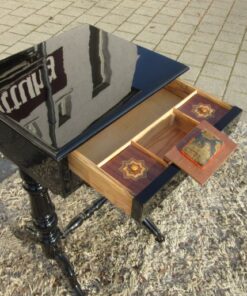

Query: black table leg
[142,218,165,243]
[20,171,86,296]
[62,197,107,238]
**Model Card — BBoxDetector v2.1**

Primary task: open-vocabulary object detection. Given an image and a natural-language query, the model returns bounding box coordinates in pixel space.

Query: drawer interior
[134,110,197,160]
[69,79,234,219]
[75,80,196,164]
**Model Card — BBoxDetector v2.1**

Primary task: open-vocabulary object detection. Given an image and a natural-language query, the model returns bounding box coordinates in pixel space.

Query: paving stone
[23,14,49,26]
[172,22,196,34]
[0,25,10,34]
[224,89,247,111]
[178,14,202,26]
[49,1,71,9]
[0,32,22,46]
[237,51,247,64]
[0,1,21,10]
[96,0,118,9]
[113,30,135,41]
[136,30,163,44]
[207,50,236,67]
[0,15,23,26]
[211,0,233,10]
[227,14,246,26]
[49,14,74,25]
[9,23,36,35]
[191,31,217,44]
[228,76,247,94]
[189,0,211,9]
[134,40,155,50]
[184,40,211,55]
[160,7,182,17]
[96,22,118,33]
[213,40,240,55]
[202,62,232,81]
[179,51,207,67]
[102,14,126,26]
[218,31,243,44]
[239,110,247,121]
[180,65,201,82]
[222,22,246,35]
[72,0,94,9]
[37,6,61,17]
[156,40,184,55]
[87,7,110,17]
[0,53,10,60]
[36,22,63,34]
[127,14,152,25]
[196,75,227,98]
[112,6,135,17]
[120,0,141,9]
[156,51,178,60]
[163,31,191,45]
[62,22,81,32]
[0,44,7,53]
[183,7,205,17]
[5,42,31,54]
[118,22,143,34]
[202,15,225,26]
[62,7,84,17]
[197,22,221,34]
[232,63,247,78]
[242,41,247,51]
[135,6,159,17]
[152,14,176,26]
[22,31,51,44]
[23,1,47,9]
[231,7,247,17]
[167,0,188,9]
[145,23,169,34]
[0,8,12,18]
[77,14,101,25]
[207,6,230,17]
[144,0,164,9]
[11,7,35,18]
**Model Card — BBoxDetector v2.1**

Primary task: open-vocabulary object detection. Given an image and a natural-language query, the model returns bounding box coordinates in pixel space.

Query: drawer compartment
[135,110,197,160]
[68,79,241,221]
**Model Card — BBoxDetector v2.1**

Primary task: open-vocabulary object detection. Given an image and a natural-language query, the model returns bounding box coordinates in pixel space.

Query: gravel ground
[0,120,246,296]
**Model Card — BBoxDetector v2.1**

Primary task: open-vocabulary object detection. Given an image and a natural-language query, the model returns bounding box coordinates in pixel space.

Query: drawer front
[68,79,242,221]
[68,150,133,215]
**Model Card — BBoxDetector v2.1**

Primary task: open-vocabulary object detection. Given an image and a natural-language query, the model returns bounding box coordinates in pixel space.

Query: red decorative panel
[178,94,229,124]
[101,145,165,196]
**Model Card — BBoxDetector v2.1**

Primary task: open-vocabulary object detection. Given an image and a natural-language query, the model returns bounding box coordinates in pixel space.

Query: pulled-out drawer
[68,79,241,221]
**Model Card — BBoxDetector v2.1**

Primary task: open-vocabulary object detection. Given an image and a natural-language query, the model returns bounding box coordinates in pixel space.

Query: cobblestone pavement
[0,0,246,178]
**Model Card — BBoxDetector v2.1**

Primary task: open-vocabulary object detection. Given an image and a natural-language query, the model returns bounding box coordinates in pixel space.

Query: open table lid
[165,120,237,185]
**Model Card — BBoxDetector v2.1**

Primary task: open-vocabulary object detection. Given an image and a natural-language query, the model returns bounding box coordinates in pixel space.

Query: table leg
[142,218,165,243]
[20,171,86,296]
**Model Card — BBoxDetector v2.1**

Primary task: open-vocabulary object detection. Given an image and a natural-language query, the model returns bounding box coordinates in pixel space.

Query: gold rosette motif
[192,103,215,118]
[119,158,148,180]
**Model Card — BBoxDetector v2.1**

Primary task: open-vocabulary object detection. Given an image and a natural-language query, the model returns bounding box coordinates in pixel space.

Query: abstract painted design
[119,158,148,180]
[179,129,223,167]
[192,103,215,119]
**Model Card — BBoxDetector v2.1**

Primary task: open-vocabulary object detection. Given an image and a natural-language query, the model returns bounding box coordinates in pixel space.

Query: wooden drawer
[68,79,240,221]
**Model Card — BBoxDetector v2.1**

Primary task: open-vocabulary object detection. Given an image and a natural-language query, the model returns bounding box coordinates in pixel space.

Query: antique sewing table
[0,25,242,295]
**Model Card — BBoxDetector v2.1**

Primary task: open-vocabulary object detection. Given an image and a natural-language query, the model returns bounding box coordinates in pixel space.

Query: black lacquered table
[0,24,241,294]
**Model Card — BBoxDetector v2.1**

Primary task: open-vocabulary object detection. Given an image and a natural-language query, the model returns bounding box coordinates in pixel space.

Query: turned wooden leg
[20,170,86,296]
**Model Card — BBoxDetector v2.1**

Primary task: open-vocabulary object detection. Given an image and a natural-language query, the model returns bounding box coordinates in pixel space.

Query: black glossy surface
[0,24,188,160]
